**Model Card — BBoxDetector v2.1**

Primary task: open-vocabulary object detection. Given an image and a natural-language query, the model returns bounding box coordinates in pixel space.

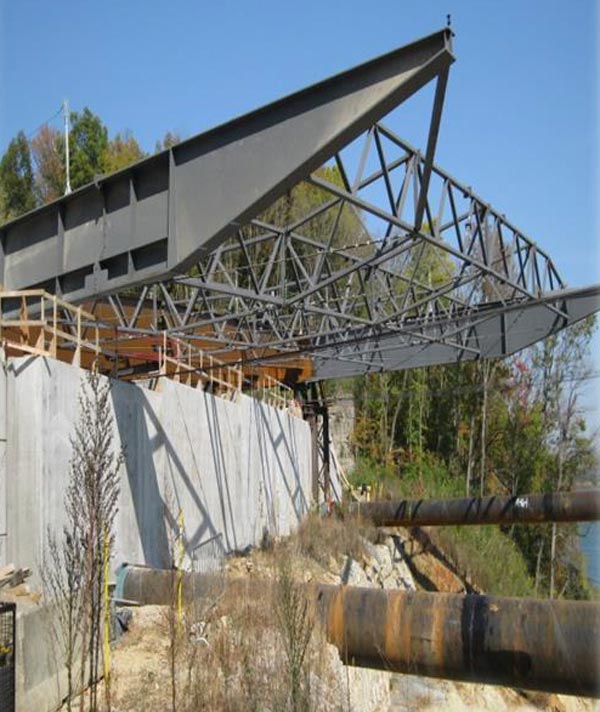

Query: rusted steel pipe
[116,564,225,606]
[315,585,600,698]
[351,489,600,527]
[116,565,600,697]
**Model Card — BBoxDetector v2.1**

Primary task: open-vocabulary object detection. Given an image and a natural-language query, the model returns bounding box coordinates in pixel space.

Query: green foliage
[1,106,162,220]
[69,107,109,188]
[0,130,36,221]
[433,525,535,597]
[352,454,535,596]
[103,131,146,173]
[351,451,460,500]
[351,318,597,599]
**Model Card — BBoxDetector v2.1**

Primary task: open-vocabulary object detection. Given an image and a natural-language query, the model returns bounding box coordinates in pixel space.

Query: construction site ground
[74,518,600,712]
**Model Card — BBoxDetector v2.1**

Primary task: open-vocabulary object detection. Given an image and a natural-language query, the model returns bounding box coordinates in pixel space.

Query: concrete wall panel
[1,356,311,582]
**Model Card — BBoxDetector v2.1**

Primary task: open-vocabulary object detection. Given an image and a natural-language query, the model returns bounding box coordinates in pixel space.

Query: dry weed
[293,511,378,567]
[139,570,348,711]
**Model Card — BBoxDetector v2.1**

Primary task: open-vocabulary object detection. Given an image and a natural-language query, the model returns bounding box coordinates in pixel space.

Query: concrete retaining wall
[2,355,312,582]
[0,350,7,564]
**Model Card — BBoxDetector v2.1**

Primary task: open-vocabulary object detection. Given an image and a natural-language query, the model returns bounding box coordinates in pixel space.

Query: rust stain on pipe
[118,565,600,698]
[324,586,345,652]
[352,490,600,527]
[313,585,600,698]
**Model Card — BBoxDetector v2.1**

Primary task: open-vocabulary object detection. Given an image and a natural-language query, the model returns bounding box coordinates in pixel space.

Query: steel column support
[321,401,331,502]
[301,382,331,504]
[309,414,319,503]
[303,383,320,504]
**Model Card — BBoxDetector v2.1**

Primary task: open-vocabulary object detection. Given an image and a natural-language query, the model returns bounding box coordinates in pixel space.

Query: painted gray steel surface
[0,30,453,300]
[311,285,600,378]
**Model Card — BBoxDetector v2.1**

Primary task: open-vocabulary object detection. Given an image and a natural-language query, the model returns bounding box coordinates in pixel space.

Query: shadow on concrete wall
[112,381,224,566]
[253,399,308,524]
[111,382,171,568]
[254,399,276,537]
[111,379,308,567]
[7,354,52,379]
[202,394,240,551]
[168,387,225,553]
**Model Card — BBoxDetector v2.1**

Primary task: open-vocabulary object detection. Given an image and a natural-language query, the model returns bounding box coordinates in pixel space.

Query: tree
[155,131,181,152]
[42,528,84,712]
[532,317,597,597]
[103,131,145,173]
[31,124,65,203]
[69,108,109,189]
[32,115,145,195]
[0,130,36,221]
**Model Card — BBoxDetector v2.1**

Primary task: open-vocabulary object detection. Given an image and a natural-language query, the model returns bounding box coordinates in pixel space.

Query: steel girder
[0,29,453,299]
[1,28,598,380]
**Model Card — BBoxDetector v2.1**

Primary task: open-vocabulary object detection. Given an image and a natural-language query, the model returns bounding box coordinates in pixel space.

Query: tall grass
[162,564,344,711]
[294,511,378,566]
[351,455,535,597]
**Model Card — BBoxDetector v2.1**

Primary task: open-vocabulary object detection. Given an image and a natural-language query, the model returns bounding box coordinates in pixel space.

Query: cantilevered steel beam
[211,283,599,380]
[351,489,600,527]
[309,284,600,379]
[3,27,598,380]
[0,29,454,303]
[117,565,600,697]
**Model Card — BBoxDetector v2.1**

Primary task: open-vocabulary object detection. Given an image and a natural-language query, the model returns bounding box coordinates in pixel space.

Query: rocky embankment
[106,522,597,712]
[235,525,597,712]
[330,528,598,712]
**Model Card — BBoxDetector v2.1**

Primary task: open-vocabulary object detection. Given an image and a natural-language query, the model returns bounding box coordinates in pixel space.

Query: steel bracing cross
[1,28,598,381]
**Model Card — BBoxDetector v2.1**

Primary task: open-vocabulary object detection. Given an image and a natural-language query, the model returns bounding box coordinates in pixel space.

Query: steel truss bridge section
[1,28,598,380]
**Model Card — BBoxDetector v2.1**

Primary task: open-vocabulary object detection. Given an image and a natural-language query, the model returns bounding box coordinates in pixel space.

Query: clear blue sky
[1,0,598,407]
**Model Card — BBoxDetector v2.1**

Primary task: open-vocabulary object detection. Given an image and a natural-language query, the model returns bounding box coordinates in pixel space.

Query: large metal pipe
[116,564,600,697]
[315,585,600,698]
[351,489,600,527]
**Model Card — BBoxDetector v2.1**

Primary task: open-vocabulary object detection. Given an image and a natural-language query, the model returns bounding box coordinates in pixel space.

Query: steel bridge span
[1,27,598,384]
